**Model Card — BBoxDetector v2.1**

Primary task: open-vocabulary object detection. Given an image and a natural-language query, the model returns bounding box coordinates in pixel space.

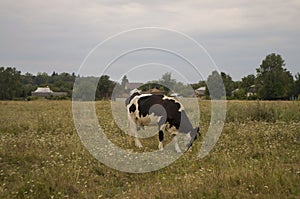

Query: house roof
[32,86,53,93]
[150,88,164,94]
[196,86,206,91]
[232,88,239,93]
[125,82,143,90]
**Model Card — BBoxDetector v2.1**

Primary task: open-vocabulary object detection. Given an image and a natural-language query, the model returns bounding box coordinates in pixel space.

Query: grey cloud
[0,0,299,80]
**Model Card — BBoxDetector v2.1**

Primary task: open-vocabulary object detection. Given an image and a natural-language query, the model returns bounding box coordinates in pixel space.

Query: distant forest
[0,53,299,100]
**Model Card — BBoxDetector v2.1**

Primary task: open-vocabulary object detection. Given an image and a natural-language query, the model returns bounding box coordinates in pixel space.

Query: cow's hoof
[175,147,182,153]
[135,140,143,148]
[174,143,182,153]
[158,142,163,151]
[135,143,143,148]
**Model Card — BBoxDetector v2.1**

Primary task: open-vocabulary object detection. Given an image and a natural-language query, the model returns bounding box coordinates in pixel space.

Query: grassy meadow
[0,100,299,198]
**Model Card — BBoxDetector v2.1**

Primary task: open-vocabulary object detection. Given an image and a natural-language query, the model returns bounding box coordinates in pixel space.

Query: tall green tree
[73,77,98,101]
[241,74,256,90]
[205,70,226,99]
[121,75,129,88]
[96,75,116,100]
[191,80,206,90]
[34,72,49,86]
[159,72,176,90]
[220,72,234,97]
[0,67,22,100]
[256,53,293,100]
[293,73,300,99]
[232,74,256,99]
[21,72,35,97]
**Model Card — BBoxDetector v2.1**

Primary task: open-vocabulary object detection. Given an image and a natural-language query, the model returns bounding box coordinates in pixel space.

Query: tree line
[0,53,299,100]
[0,69,77,100]
[200,53,299,100]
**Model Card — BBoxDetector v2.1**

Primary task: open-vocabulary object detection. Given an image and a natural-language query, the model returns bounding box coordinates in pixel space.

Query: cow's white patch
[136,93,152,99]
[162,95,179,102]
[158,142,163,151]
[139,113,162,126]
[135,138,143,148]
[165,123,179,135]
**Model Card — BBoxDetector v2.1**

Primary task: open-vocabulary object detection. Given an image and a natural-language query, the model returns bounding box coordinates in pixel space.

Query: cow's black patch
[129,104,136,113]
[136,94,188,131]
[137,95,162,117]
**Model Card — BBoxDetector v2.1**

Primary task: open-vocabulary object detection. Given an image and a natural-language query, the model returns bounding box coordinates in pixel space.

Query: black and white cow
[125,90,200,153]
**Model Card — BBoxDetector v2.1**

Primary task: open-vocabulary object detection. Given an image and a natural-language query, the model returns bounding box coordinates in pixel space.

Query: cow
[125,90,200,153]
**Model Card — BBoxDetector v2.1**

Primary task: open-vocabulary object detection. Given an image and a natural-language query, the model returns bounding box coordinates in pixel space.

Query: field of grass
[0,100,299,198]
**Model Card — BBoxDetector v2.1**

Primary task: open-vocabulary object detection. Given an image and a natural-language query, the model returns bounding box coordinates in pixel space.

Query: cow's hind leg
[129,120,143,148]
[158,123,166,151]
[173,136,182,153]
[135,133,143,148]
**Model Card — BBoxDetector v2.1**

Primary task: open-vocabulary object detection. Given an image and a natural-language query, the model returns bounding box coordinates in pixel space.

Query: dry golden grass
[0,100,299,198]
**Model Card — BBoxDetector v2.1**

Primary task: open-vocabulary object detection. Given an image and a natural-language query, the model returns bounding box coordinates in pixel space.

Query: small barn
[194,87,206,97]
[31,86,67,97]
[31,86,53,97]
[247,85,256,97]
[125,82,143,91]
[150,88,165,95]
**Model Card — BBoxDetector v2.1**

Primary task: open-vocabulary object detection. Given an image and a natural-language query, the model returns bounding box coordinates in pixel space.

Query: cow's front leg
[135,135,143,148]
[158,123,167,151]
[158,130,164,151]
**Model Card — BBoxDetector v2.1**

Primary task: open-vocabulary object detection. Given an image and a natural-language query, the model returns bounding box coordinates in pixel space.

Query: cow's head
[185,127,200,149]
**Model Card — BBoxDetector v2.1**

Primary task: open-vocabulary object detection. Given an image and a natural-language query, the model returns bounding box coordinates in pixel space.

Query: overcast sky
[0,0,299,82]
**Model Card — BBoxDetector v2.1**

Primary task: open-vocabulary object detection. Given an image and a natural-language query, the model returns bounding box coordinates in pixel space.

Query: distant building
[170,93,182,98]
[150,88,165,95]
[123,82,144,98]
[231,85,257,98]
[232,88,240,94]
[194,86,206,97]
[125,82,143,91]
[31,86,67,97]
[247,85,256,97]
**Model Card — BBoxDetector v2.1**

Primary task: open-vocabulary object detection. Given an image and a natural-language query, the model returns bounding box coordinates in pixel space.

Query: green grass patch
[0,100,299,198]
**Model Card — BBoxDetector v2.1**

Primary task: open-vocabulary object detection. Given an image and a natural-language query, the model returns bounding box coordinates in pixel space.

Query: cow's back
[135,95,182,129]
